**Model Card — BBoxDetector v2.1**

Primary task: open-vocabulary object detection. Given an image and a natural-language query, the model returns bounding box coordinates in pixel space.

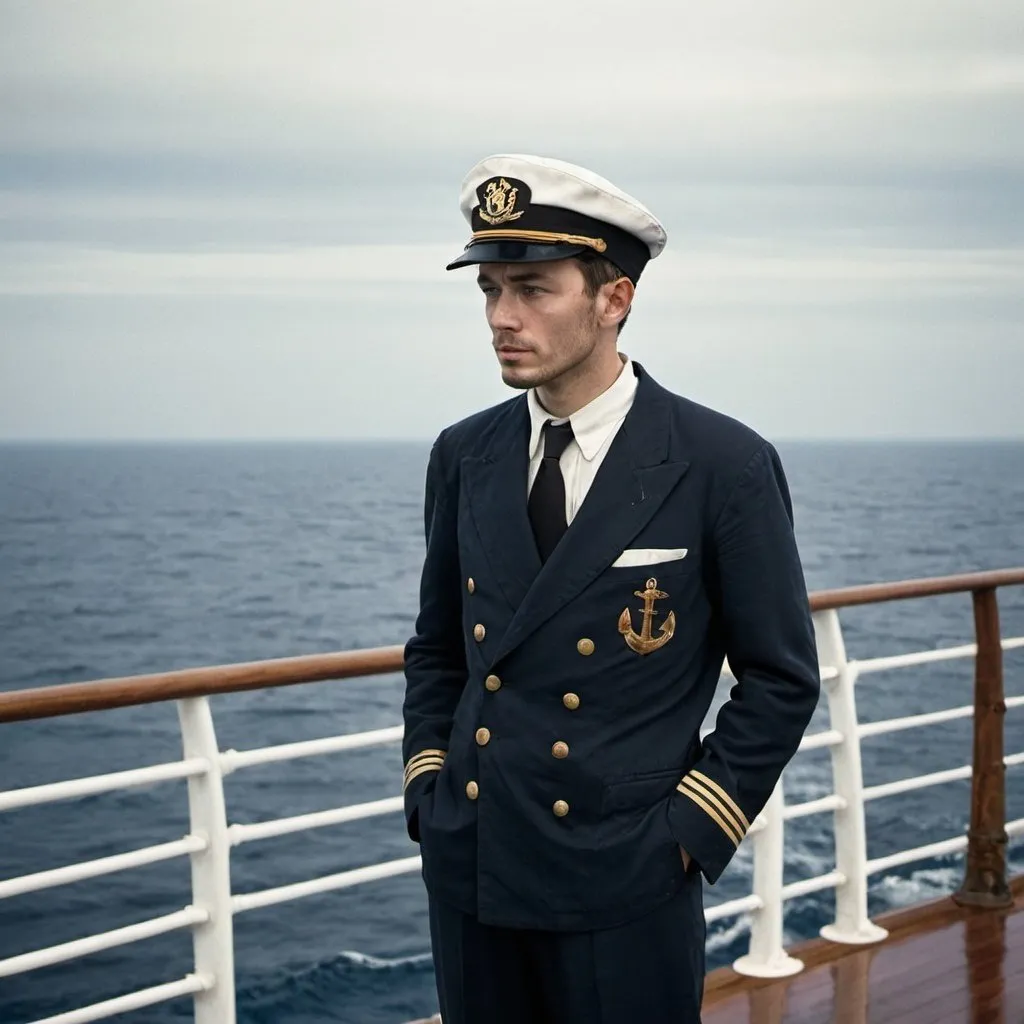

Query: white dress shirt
[526,356,638,524]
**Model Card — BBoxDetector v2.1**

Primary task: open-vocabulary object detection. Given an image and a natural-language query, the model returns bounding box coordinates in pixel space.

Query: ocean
[1,439,1022,1024]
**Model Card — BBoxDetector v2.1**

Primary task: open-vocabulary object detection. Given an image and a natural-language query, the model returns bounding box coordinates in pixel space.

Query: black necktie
[528,420,575,562]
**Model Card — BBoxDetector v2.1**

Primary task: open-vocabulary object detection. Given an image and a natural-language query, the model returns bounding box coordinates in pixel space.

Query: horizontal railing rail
[0,758,210,813]
[0,836,209,902]
[29,974,214,1024]
[0,907,210,979]
[1,567,1022,1023]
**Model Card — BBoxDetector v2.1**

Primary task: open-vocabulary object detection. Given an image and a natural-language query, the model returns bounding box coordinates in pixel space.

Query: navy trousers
[427,873,705,1024]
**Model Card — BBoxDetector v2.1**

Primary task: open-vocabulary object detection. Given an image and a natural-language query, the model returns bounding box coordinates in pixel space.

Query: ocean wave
[706,913,752,954]
[235,948,434,996]
[872,863,962,905]
[336,950,434,971]
[234,947,436,1024]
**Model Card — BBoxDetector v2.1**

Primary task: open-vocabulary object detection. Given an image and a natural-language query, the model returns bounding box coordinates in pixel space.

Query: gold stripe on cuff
[404,755,445,779]
[404,748,447,770]
[677,782,742,848]
[687,770,751,833]
[680,778,745,843]
[404,762,443,791]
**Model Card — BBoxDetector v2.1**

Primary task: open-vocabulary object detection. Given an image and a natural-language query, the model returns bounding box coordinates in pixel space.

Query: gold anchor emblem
[618,577,676,655]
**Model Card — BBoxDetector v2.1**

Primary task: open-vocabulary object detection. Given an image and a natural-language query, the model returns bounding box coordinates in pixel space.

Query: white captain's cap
[446,154,667,283]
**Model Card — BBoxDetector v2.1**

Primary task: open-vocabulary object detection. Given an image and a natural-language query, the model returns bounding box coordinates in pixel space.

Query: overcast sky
[1,0,1022,441]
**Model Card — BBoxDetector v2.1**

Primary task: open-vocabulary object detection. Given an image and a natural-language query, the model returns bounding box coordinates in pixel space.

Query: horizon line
[2,436,1023,446]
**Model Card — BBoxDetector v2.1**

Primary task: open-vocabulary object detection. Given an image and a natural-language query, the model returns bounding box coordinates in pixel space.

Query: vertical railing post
[178,697,236,1023]
[815,609,888,946]
[733,783,803,978]
[954,587,1012,908]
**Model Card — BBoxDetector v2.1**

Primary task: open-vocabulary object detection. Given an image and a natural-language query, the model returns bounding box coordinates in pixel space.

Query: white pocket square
[611,547,689,568]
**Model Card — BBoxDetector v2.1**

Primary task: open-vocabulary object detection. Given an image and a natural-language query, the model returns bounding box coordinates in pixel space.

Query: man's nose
[487,291,521,332]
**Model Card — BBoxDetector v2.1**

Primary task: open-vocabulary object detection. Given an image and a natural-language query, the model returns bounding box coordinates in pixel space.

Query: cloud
[0,0,1022,439]
[1,0,1022,191]
[2,238,1020,307]
[0,242,458,294]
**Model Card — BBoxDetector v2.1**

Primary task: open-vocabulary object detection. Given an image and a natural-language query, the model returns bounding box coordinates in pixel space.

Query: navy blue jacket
[402,361,820,931]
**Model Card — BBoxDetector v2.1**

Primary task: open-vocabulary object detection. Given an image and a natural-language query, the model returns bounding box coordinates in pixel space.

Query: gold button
[563,692,580,711]
[475,727,491,746]
[577,638,595,656]
[466,780,479,800]
[467,577,475,594]
[552,800,570,818]
[485,674,502,692]
[552,741,569,759]
[473,623,486,642]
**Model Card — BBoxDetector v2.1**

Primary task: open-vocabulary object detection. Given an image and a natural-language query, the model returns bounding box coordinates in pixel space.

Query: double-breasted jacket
[402,362,820,931]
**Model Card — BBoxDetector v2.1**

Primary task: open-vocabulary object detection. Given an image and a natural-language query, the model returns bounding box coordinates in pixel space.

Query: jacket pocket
[611,547,689,568]
[600,767,681,815]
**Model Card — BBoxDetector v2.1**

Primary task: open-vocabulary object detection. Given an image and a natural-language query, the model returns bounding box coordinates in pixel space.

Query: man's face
[477,260,601,390]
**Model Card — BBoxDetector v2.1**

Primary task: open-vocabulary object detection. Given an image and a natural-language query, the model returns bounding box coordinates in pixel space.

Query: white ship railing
[0,568,1022,1022]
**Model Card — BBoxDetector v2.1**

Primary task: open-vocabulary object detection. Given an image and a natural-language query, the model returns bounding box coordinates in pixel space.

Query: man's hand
[680,847,691,871]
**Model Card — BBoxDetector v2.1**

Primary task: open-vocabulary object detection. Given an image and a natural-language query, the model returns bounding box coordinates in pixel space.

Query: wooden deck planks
[702,876,1024,1023]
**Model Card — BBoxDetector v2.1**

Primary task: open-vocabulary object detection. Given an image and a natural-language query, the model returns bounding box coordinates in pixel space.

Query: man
[402,154,820,1023]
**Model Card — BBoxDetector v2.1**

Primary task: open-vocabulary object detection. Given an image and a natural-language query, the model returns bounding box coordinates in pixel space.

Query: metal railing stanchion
[732,783,803,977]
[177,697,236,1024]
[815,610,888,946]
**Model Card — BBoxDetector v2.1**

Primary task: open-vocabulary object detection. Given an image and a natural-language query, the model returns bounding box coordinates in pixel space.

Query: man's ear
[600,276,634,328]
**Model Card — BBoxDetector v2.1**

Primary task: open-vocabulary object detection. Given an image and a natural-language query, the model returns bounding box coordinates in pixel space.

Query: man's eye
[522,286,542,296]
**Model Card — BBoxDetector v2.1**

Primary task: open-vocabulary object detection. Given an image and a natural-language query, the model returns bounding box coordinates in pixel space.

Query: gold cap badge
[478,177,525,225]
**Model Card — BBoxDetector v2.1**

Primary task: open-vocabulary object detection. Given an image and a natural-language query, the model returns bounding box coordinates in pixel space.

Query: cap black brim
[445,240,589,271]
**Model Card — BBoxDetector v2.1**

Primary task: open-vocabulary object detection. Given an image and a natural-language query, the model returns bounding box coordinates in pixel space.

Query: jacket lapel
[461,400,541,611]
[491,365,690,665]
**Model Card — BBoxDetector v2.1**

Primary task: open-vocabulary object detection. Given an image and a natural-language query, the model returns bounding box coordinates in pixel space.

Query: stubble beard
[498,301,601,391]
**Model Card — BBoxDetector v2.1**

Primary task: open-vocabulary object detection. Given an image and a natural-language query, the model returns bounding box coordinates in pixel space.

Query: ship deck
[703,875,1024,1023]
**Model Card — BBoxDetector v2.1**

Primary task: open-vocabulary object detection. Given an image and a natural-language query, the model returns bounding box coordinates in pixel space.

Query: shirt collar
[527,355,638,462]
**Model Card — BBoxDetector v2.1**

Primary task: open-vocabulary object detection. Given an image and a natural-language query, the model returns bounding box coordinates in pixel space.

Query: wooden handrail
[1,567,1022,724]
[0,646,405,724]
[809,567,1024,611]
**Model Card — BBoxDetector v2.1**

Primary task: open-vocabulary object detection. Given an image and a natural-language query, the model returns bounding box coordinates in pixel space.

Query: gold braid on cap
[470,229,607,253]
